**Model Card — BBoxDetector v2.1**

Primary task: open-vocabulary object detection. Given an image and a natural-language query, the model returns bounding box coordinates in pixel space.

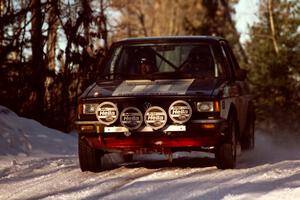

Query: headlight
[83,104,98,114]
[196,101,219,112]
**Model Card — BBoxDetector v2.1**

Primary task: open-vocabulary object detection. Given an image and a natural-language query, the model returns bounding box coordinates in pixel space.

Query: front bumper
[75,119,227,152]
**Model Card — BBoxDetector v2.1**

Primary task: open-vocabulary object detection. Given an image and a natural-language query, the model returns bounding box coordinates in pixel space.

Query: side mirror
[236,69,248,81]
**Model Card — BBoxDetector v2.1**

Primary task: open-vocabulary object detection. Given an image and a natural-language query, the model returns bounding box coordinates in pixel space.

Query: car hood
[82,78,224,98]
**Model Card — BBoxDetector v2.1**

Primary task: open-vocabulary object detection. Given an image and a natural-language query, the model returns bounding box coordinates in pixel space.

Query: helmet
[140,57,151,64]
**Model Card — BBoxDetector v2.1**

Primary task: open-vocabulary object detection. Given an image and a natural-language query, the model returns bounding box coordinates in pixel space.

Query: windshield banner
[112,79,194,96]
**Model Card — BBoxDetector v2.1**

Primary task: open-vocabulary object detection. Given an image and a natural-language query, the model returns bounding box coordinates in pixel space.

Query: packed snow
[0,105,300,200]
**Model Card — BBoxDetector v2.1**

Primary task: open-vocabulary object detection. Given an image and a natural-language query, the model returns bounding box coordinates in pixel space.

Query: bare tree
[0,0,4,46]
[45,0,59,111]
[82,0,92,44]
[47,0,58,72]
[30,0,46,120]
[111,0,185,38]
[99,0,108,50]
[267,0,279,55]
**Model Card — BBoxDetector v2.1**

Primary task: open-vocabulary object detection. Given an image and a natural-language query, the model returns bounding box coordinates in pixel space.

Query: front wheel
[78,136,103,172]
[215,114,238,169]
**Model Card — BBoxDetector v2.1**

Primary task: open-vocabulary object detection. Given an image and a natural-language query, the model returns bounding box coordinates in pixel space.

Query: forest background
[0,0,299,134]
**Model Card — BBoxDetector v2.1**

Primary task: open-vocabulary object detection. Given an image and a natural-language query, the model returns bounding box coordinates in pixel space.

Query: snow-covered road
[1,149,300,200]
[1,105,300,200]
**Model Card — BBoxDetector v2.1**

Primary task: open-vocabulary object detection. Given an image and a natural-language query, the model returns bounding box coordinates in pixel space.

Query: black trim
[115,36,224,45]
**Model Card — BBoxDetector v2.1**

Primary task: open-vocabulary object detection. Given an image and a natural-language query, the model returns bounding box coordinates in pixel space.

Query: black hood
[81,78,225,99]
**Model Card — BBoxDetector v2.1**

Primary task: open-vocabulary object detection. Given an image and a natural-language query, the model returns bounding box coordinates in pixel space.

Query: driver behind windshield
[138,57,157,75]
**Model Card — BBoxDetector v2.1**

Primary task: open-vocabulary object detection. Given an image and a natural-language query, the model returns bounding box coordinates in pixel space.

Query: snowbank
[0,105,76,158]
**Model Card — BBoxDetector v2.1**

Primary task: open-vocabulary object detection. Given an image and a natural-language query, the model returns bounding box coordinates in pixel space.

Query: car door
[220,41,249,135]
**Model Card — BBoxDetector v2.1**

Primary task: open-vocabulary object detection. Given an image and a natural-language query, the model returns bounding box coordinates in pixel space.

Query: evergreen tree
[245,0,300,130]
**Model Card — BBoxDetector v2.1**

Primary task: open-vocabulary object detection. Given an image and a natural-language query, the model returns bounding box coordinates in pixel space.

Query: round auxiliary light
[95,102,119,125]
[120,107,143,130]
[144,106,167,130]
[168,100,192,124]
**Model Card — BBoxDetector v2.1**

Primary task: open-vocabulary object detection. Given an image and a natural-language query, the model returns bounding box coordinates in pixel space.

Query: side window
[220,41,241,80]
[220,41,234,80]
[226,43,241,75]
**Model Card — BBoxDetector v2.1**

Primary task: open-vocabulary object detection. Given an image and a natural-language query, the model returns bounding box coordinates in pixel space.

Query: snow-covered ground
[0,105,300,200]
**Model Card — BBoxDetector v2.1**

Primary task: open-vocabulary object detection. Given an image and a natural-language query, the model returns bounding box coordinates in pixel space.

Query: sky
[234,0,260,43]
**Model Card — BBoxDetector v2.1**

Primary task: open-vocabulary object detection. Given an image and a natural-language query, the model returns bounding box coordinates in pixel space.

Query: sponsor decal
[96,102,119,125]
[120,107,143,130]
[169,100,192,124]
[144,106,167,130]
[143,101,151,111]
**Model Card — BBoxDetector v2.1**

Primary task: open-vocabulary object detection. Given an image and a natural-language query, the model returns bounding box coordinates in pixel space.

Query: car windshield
[101,43,222,80]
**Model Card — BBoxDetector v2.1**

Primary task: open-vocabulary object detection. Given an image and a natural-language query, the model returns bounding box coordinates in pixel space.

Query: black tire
[215,113,238,169]
[78,136,103,172]
[123,154,134,162]
[241,107,255,150]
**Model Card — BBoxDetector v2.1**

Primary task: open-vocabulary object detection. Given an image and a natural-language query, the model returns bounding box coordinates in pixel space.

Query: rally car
[76,36,255,172]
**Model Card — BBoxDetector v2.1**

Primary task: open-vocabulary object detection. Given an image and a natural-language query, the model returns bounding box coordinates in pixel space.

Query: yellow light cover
[214,101,220,112]
[80,125,94,132]
[201,124,215,129]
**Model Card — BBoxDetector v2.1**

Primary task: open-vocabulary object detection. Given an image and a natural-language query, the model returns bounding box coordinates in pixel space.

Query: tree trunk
[138,0,148,37]
[30,0,45,121]
[0,0,4,46]
[47,0,58,71]
[267,0,279,55]
[82,0,91,45]
[45,0,58,110]
[99,0,108,50]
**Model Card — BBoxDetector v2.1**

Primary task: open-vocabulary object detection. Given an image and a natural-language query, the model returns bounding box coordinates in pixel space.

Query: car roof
[113,36,225,46]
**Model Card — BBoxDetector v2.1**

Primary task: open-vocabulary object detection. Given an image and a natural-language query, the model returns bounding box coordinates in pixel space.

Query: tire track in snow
[0,157,78,200]
[1,131,300,200]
